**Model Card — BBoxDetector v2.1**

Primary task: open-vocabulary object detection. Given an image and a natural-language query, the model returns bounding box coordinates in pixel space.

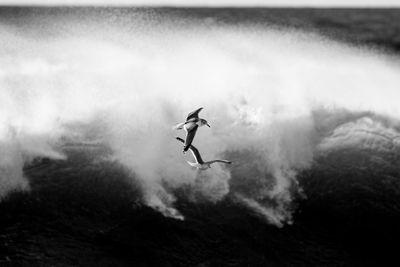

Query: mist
[1,13,400,225]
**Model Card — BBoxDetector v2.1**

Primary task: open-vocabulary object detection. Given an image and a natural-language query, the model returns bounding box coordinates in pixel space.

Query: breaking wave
[1,11,400,226]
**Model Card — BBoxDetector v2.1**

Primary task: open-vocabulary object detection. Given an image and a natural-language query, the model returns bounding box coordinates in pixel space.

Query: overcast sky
[0,0,399,6]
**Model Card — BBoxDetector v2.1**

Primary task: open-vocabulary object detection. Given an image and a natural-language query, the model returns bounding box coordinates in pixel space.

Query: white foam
[0,18,400,224]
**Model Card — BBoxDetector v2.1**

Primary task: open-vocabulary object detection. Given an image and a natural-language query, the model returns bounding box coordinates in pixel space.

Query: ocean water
[1,7,400,266]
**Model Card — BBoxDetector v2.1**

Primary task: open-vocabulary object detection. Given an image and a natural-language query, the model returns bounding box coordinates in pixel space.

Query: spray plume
[1,14,400,225]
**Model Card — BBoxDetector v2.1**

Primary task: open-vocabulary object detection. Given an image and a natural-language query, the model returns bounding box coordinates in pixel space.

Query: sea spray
[1,14,400,224]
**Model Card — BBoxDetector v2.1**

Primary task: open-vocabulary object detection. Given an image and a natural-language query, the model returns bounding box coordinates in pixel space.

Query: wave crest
[1,17,400,225]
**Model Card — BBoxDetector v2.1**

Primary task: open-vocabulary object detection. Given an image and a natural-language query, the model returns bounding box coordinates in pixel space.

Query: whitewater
[1,12,400,226]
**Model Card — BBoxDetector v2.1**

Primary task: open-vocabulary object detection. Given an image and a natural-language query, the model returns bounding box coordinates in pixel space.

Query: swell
[1,9,400,226]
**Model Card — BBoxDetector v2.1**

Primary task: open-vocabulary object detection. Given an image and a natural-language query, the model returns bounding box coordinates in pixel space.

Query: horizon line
[0,4,399,8]
[0,0,400,8]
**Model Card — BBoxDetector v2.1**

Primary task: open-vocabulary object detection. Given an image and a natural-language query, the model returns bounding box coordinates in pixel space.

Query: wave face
[1,8,400,227]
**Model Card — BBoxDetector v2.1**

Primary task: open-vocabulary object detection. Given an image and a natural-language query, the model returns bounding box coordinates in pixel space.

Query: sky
[0,0,399,7]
